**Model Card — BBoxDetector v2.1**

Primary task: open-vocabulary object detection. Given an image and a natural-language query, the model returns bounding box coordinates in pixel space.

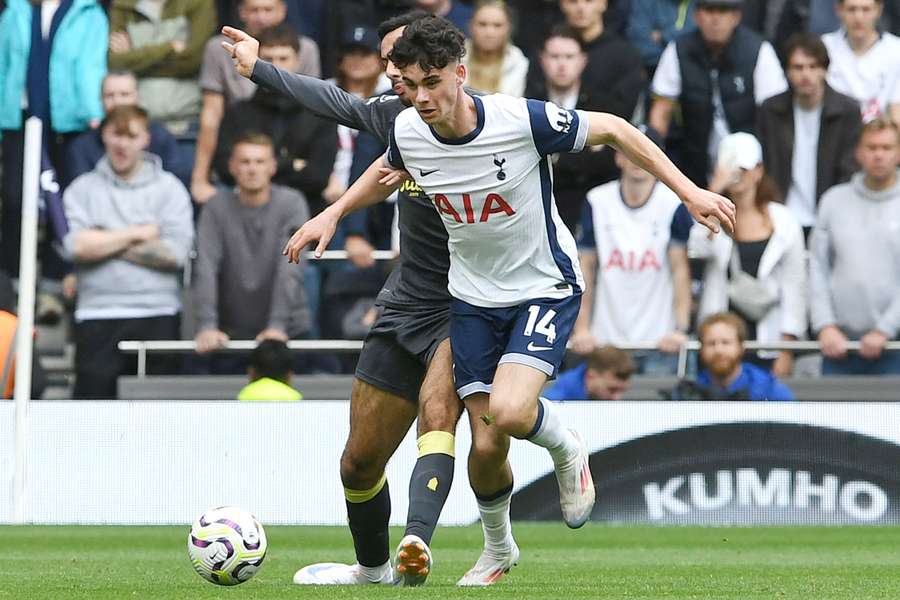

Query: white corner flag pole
[13,117,42,524]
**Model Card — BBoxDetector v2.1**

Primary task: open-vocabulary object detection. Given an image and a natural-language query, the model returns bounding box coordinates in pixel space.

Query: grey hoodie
[810,170,900,338]
[63,154,194,320]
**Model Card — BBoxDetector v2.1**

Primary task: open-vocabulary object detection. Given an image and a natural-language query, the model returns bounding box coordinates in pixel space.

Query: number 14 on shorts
[523,305,557,344]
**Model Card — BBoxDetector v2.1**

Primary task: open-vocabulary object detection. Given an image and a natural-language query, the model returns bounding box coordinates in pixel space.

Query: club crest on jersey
[493,154,507,180]
[433,193,515,224]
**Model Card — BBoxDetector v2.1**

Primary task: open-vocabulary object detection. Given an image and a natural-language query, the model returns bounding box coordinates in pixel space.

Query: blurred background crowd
[0,0,898,400]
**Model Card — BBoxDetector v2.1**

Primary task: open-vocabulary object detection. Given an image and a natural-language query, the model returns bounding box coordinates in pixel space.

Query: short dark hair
[377,9,430,39]
[251,339,293,381]
[698,312,748,344]
[389,15,466,72]
[101,104,149,133]
[781,32,830,70]
[542,23,585,53]
[257,23,300,52]
[586,345,635,380]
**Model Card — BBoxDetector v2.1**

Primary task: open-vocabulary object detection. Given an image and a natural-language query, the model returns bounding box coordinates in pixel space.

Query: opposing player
[284,13,735,568]
[223,13,519,587]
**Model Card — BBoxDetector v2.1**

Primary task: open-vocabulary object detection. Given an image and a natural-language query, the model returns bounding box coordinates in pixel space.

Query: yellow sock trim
[417,431,455,458]
[344,473,387,504]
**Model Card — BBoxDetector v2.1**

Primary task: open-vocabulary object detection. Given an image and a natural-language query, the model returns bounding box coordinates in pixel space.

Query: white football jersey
[386,94,587,308]
[578,180,693,344]
[822,30,900,121]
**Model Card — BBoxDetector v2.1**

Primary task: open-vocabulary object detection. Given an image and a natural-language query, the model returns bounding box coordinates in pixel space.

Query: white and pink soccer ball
[187,506,267,586]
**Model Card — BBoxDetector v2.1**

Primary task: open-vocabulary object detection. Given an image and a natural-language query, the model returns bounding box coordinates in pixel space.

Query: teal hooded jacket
[0,0,107,132]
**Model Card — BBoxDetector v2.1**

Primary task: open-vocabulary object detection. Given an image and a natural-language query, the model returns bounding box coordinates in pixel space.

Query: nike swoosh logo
[418,168,439,176]
[526,342,553,352]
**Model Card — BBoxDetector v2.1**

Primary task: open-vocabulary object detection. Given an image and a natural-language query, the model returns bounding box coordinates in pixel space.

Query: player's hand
[818,325,848,360]
[283,208,340,263]
[195,329,229,353]
[109,31,131,53]
[377,166,411,187]
[570,328,597,355]
[682,186,735,236]
[657,331,687,354]
[221,26,259,78]
[345,235,376,269]
[191,180,218,204]
[860,329,888,360]
[256,328,288,342]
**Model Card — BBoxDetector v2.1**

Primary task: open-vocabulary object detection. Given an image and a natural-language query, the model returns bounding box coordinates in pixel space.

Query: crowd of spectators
[0,0,899,398]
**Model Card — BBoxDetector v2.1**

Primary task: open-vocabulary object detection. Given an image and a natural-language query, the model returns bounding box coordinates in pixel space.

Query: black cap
[695,0,743,8]
[340,25,380,53]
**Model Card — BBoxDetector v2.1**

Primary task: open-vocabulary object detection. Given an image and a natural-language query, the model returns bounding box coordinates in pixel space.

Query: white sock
[476,487,513,558]
[526,397,577,465]
[359,560,391,582]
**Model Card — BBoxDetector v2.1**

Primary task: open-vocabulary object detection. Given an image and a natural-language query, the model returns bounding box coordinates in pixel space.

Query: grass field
[2,524,900,599]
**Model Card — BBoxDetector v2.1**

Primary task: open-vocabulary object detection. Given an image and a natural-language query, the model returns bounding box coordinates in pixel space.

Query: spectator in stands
[238,339,303,401]
[811,117,900,375]
[212,25,338,216]
[0,0,107,278]
[690,132,806,375]
[627,0,696,72]
[193,133,310,364]
[757,33,861,238]
[63,106,194,399]
[696,312,795,400]
[414,0,474,36]
[574,126,693,375]
[322,25,389,208]
[822,0,900,124]
[535,0,642,124]
[462,0,529,97]
[544,345,635,400]
[649,0,788,187]
[527,25,623,229]
[68,70,190,188]
[774,0,840,54]
[107,0,216,142]
[193,0,321,204]
[0,271,46,400]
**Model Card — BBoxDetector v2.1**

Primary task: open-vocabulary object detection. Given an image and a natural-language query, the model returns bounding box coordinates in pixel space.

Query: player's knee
[417,396,461,434]
[491,402,531,435]
[339,448,386,490]
[469,434,507,468]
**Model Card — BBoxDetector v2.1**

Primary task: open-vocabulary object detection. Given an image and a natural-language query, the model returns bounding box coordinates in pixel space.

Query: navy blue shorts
[450,295,580,399]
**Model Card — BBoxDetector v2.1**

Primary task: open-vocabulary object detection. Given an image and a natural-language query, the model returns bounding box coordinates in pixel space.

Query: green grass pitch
[2,524,899,599]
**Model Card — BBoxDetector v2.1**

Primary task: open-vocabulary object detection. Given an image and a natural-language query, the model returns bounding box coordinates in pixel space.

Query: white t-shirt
[822,30,900,121]
[386,94,587,308]
[785,103,822,227]
[578,181,693,345]
[652,39,788,168]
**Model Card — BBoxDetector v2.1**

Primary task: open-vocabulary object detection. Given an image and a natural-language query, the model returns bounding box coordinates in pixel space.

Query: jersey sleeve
[384,125,406,170]
[525,98,589,156]
[577,200,597,249]
[669,203,693,246]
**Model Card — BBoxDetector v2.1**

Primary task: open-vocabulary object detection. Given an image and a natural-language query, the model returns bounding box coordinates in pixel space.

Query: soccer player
[223,13,518,587]
[284,14,735,582]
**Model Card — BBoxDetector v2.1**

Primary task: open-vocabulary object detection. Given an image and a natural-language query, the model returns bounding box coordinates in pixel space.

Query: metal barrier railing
[118,339,900,379]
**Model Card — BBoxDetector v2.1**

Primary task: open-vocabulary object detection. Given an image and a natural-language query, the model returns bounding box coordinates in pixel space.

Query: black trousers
[73,315,179,399]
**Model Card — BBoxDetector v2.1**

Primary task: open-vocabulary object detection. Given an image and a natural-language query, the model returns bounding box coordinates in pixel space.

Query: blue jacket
[697,362,795,401]
[543,363,589,401]
[626,0,696,68]
[0,0,107,132]
[67,124,189,188]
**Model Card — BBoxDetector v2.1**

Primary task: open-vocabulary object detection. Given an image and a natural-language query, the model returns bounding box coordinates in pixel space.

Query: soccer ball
[187,506,267,586]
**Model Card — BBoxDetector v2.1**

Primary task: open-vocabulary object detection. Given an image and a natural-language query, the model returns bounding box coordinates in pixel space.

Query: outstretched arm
[585,113,736,234]
[282,156,400,263]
